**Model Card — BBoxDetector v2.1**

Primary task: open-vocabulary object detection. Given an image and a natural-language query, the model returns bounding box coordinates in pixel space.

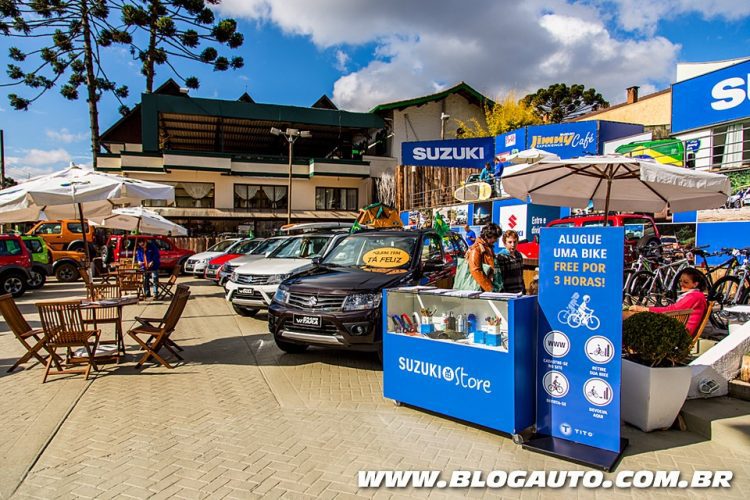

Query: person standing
[493,158,505,197]
[465,223,501,292]
[136,239,160,298]
[496,229,526,293]
[479,162,492,183]
[464,225,476,246]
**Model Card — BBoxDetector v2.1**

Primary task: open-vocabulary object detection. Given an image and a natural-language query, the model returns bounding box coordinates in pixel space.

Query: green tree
[455,92,542,138]
[522,83,608,123]
[2,0,131,168]
[118,0,245,93]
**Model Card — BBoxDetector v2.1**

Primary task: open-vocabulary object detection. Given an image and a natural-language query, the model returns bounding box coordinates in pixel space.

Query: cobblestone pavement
[1,279,748,499]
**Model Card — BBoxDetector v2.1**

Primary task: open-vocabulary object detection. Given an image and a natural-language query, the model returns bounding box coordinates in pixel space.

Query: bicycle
[548,378,564,395]
[628,248,692,306]
[708,247,750,329]
[568,309,601,330]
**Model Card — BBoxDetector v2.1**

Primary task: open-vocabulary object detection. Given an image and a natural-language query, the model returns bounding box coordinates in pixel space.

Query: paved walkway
[1,279,748,499]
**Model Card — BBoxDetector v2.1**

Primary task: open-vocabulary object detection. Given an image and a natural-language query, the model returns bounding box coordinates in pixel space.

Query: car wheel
[232,304,259,317]
[55,262,80,282]
[2,272,27,298]
[27,269,47,289]
[274,336,309,354]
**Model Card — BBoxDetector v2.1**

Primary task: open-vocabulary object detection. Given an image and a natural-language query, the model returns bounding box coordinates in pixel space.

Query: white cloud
[602,0,750,35]
[334,49,350,72]
[217,0,745,111]
[46,128,88,144]
[5,148,72,180]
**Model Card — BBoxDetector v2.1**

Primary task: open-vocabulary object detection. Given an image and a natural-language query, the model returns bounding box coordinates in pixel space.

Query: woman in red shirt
[628,268,707,336]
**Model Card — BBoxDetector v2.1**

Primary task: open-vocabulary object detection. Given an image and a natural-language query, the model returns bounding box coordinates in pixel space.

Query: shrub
[623,312,692,367]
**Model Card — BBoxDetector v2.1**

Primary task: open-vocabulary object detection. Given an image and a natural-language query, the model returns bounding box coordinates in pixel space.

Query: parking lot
[1,278,749,499]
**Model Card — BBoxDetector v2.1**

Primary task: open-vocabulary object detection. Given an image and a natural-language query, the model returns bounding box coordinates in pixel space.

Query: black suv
[267,229,462,359]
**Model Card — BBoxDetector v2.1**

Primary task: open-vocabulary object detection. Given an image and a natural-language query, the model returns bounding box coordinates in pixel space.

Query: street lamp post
[271,127,312,224]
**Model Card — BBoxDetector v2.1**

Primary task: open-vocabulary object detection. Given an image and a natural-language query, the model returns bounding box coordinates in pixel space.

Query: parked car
[27,219,96,252]
[204,238,268,283]
[104,235,194,272]
[183,238,242,275]
[267,229,456,359]
[0,234,33,297]
[50,249,87,282]
[516,213,661,262]
[226,233,344,316]
[20,235,53,289]
[215,236,289,285]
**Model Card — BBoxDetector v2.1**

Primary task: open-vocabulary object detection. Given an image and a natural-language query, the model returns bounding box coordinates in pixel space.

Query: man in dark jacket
[136,239,161,298]
[496,229,526,294]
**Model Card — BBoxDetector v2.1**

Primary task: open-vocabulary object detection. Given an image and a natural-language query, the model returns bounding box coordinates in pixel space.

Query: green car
[21,235,53,289]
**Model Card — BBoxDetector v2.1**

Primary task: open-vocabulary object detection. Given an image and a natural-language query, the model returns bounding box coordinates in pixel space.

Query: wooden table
[80,296,139,361]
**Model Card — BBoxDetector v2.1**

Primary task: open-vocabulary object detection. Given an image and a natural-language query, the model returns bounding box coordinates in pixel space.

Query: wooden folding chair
[1,294,61,373]
[128,288,190,368]
[155,267,180,301]
[36,300,101,383]
[690,301,715,353]
[78,266,94,286]
[117,269,143,299]
[135,285,189,353]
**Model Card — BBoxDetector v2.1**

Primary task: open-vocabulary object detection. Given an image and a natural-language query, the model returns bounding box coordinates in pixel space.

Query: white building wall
[391,94,486,163]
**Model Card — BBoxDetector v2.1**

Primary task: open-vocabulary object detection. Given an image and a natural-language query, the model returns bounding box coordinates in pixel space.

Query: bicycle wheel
[623,269,635,300]
[557,310,570,324]
[568,313,582,328]
[709,276,741,330]
[586,315,601,330]
[628,271,655,305]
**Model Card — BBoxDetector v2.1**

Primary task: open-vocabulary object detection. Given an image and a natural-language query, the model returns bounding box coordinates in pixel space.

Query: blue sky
[1,0,749,180]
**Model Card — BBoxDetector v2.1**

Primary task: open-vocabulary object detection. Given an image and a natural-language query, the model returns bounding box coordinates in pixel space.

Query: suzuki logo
[711,75,750,111]
[508,215,518,229]
[307,296,318,307]
[412,146,485,161]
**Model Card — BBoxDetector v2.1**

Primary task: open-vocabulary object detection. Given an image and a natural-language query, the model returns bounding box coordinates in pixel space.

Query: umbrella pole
[78,202,91,265]
[603,176,613,225]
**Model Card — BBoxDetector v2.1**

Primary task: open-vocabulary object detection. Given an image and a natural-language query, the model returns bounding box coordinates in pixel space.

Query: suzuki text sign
[537,226,623,453]
[402,138,495,168]
[672,58,750,133]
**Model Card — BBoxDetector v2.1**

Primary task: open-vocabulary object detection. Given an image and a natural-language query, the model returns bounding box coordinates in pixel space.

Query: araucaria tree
[118,0,245,93]
[1,0,131,167]
[522,83,608,123]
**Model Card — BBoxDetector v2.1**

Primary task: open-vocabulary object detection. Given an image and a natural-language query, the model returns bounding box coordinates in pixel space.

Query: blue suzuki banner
[495,129,527,163]
[526,122,598,159]
[672,58,750,133]
[402,137,495,168]
[536,226,623,453]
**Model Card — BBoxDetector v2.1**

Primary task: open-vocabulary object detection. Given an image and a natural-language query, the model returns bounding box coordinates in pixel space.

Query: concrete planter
[621,358,692,432]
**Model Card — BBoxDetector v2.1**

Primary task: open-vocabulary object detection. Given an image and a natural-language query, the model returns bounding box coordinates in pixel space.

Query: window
[23,239,44,253]
[67,222,89,233]
[34,223,61,235]
[153,239,172,251]
[144,182,215,208]
[420,235,443,263]
[234,184,288,210]
[582,220,614,227]
[315,187,359,210]
[0,239,23,256]
[549,222,576,228]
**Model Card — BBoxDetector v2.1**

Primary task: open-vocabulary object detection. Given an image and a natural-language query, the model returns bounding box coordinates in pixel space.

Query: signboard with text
[525,122,599,159]
[535,226,624,454]
[402,137,495,168]
[672,58,750,133]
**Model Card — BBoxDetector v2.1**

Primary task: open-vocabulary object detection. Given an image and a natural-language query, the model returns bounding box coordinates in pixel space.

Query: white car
[183,238,242,275]
[216,236,290,285]
[226,233,345,316]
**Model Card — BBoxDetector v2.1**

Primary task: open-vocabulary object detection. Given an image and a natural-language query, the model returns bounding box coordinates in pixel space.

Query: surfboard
[454,182,493,203]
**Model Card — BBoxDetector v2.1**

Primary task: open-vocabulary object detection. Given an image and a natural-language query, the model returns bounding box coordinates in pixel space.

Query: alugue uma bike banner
[525,226,625,470]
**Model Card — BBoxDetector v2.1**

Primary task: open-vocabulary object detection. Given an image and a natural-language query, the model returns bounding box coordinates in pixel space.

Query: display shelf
[382,288,537,436]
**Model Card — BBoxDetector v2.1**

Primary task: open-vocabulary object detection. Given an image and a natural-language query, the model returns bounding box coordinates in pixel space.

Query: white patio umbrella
[501,148,561,165]
[0,163,175,261]
[91,206,187,236]
[502,155,731,221]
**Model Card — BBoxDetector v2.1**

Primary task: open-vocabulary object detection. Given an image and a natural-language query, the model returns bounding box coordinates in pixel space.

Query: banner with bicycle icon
[529,226,625,465]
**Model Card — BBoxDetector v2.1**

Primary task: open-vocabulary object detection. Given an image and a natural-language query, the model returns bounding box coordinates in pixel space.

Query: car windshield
[251,238,286,255]
[322,234,417,269]
[270,236,331,259]
[208,240,237,252]
[234,239,262,254]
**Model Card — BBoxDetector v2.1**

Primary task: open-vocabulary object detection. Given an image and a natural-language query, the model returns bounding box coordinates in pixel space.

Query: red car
[0,234,33,297]
[517,213,661,262]
[105,235,195,272]
[203,238,265,282]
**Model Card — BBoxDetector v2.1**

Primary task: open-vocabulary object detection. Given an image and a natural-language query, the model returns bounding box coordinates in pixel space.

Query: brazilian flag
[433,212,450,238]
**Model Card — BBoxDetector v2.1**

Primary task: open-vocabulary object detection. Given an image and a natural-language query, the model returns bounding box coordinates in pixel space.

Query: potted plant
[621,312,693,432]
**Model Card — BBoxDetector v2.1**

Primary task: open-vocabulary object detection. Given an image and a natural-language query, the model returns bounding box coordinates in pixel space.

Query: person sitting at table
[628,268,707,336]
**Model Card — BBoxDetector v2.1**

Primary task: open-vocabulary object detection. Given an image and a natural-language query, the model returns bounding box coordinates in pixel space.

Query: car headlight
[273,287,290,304]
[267,273,291,285]
[230,272,238,282]
[342,293,382,311]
